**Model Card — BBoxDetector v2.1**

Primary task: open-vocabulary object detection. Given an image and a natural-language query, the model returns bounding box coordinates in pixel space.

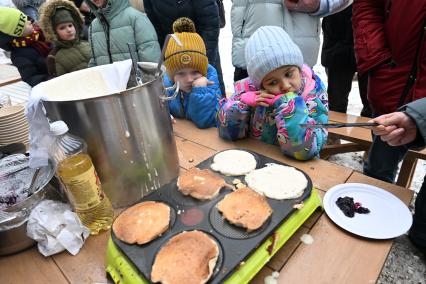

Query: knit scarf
[10,24,51,57]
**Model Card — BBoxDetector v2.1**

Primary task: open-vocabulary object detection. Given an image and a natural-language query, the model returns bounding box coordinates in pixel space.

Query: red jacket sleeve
[352,0,393,74]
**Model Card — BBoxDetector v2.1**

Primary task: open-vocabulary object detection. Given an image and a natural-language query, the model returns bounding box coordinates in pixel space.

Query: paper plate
[323,183,412,239]
[0,105,24,119]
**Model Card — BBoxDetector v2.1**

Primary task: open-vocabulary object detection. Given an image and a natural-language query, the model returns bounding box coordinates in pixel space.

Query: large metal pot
[42,62,180,208]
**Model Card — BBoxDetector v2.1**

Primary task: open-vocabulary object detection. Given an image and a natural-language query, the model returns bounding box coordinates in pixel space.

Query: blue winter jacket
[164,64,221,129]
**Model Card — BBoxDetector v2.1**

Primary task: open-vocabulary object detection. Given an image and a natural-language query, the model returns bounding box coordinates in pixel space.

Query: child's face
[261,65,302,95]
[91,0,107,8]
[55,22,76,41]
[173,68,202,93]
[22,20,34,37]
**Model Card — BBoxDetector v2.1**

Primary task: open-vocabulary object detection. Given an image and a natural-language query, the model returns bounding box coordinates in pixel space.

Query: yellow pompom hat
[164,17,208,78]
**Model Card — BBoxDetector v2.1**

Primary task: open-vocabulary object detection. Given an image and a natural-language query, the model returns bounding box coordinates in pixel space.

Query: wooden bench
[322,111,426,188]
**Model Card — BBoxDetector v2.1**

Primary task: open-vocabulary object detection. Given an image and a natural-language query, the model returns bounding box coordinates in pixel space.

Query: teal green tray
[106,188,322,284]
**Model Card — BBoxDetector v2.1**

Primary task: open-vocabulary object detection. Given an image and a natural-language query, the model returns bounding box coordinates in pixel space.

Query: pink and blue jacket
[218,64,328,160]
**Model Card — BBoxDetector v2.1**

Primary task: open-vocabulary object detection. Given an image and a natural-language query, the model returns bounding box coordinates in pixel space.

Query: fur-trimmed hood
[39,0,84,43]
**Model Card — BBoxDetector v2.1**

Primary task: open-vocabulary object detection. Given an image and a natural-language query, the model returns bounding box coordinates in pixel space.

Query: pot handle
[159,81,180,101]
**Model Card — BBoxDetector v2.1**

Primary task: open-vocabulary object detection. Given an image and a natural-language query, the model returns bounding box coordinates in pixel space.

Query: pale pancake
[177,167,227,200]
[112,201,170,245]
[210,150,256,176]
[151,230,219,284]
[245,163,307,199]
[217,187,272,232]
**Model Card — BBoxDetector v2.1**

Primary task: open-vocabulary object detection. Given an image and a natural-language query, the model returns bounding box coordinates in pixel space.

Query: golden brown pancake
[217,187,272,232]
[151,230,219,284]
[177,167,228,200]
[112,201,170,245]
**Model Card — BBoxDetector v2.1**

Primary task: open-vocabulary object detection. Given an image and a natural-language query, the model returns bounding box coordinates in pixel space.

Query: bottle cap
[50,120,69,136]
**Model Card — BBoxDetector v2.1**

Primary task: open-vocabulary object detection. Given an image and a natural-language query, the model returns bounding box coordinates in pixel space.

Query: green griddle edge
[106,188,323,284]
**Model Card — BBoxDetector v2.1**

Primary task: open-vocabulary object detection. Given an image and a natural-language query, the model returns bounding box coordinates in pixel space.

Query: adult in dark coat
[321,5,371,117]
[353,0,426,184]
[143,0,225,96]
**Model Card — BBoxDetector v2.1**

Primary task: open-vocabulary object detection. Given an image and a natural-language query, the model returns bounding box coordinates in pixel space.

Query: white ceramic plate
[323,183,412,239]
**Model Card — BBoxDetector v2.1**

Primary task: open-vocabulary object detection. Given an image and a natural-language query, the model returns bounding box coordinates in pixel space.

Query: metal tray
[111,150,313,283]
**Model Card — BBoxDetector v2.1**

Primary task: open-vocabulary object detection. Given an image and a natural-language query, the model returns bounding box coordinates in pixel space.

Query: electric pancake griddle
[106,150,322,284]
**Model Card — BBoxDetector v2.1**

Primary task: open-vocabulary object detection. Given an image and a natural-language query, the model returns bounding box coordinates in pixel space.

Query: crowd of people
[0,0,425,257]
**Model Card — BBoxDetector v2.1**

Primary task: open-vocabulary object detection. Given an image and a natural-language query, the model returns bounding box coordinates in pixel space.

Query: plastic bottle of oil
[49,121,113,235]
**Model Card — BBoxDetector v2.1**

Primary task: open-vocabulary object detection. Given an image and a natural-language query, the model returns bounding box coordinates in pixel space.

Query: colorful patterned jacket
[218,64,328,160]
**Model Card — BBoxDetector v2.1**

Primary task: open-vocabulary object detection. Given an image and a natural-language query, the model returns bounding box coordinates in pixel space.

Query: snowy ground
[219,1,425,282]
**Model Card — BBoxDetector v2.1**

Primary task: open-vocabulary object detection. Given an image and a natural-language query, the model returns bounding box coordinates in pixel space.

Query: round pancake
[217,187,272,232]
[151,230,219,284]
[112,201,170,245]
[245,163,307,199]
[177,167,227,200]
[210,150,256,176]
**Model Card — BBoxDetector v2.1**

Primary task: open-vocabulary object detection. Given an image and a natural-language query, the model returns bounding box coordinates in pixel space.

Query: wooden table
[0,64,21,87]
[0,119,413,284]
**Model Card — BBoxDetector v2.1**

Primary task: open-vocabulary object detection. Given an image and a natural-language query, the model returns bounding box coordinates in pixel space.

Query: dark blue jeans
[410,175,426,249]
[363,132,408,183]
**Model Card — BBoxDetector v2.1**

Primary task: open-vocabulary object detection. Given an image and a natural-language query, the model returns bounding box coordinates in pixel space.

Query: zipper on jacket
[99,13,113,63]
[179,92,185,116]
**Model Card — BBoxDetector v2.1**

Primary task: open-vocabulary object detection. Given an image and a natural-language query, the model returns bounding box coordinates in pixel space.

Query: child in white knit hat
[218,26,328,160]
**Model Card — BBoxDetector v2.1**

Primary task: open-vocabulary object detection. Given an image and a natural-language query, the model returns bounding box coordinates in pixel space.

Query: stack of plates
[0,105,29,146]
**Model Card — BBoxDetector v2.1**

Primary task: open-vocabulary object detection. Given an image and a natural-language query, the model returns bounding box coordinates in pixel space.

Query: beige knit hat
[164,17,208,78]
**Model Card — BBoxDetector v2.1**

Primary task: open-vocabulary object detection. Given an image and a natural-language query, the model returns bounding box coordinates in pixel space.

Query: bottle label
[60,164,104,211]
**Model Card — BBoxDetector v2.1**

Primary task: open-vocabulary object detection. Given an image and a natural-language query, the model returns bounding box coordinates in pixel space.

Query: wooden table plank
[329,110,371,124]
[52,231,110,284]
[0,248,69,284]
[173,119,353,191]
[278,214,392,284]
[250,265,275,284]
[0,64,21,87]
[175,136,216,170]
[267,226,309,271]
[278,172,414,283]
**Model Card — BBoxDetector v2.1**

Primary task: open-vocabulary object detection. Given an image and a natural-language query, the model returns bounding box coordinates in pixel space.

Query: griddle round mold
[208,198,271,239]
[149,230,224,282]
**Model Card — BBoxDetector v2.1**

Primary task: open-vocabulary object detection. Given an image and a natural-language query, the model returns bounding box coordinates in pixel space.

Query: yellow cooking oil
[57,153,114,235]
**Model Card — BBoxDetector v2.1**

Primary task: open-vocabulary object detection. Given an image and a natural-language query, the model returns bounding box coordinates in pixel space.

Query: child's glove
[240,91,283,107]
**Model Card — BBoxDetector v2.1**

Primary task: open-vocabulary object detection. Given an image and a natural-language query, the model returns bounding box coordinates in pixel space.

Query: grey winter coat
[85,0,160,66]
[403,98,426,148]
[231,0,351,68]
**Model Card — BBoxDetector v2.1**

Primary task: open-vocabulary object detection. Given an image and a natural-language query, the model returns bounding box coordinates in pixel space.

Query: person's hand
[255,91,276,107]
[80,2,91,12]
[370,112,418,146]
[284,0,320,13]
[170,115,176,124]
[192,77,214,87]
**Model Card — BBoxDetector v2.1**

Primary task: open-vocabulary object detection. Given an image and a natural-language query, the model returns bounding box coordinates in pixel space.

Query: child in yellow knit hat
[163,17,221,129]
[0,7,50,87]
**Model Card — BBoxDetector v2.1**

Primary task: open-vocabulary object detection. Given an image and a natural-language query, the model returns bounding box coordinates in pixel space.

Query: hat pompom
[172,17,196,33]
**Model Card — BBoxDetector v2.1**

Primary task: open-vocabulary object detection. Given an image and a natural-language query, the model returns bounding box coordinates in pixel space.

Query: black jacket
[0,33,49,87]
[10,47,49,87]
[321,5,356,69]
[143,0,220,66]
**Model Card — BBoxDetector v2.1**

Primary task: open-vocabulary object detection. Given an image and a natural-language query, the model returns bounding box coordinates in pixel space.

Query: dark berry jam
[336,196,370,218]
